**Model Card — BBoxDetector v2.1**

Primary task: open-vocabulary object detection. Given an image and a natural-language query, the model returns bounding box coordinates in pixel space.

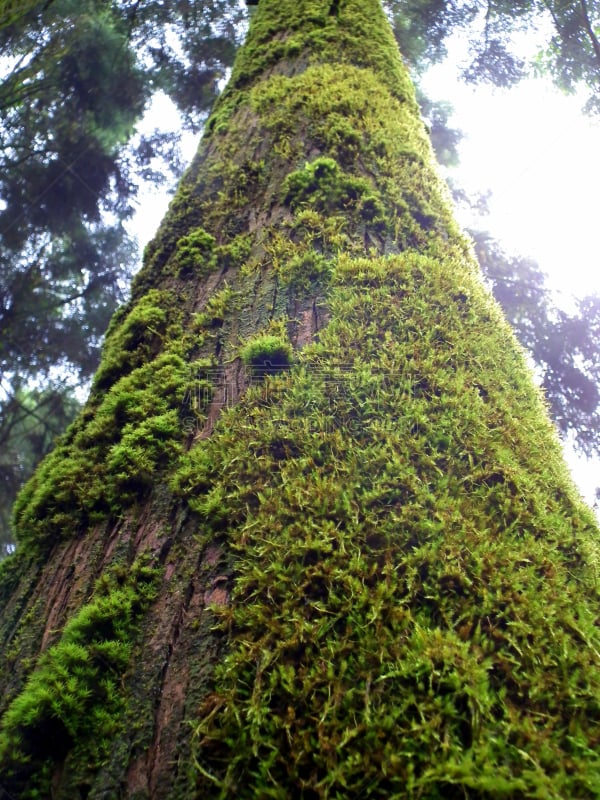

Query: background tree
[389,0,600,110]
[474,231,600,456]
[1,1,599,796]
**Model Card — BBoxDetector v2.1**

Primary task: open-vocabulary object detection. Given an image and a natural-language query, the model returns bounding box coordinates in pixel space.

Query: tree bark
[1,1,600,797]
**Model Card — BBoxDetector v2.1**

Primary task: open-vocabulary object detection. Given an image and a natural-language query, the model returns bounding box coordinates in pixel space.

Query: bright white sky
[422,65,600,302]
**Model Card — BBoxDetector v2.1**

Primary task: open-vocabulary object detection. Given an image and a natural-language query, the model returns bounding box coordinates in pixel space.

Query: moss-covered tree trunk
[1,1,600,797]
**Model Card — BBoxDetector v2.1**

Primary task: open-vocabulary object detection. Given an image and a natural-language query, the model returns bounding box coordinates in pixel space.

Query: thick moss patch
[12,352,194,548]
[11,282,213,552]
[180,252,600,797]
[174,227,218,279]
[240,331,294,377]
[0,558,161,799]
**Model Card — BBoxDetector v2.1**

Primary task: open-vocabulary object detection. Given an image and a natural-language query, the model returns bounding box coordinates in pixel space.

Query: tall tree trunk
[1,1,600,797]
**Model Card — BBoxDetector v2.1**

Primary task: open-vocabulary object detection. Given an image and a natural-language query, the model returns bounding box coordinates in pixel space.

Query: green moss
[357,192,387,227]
[239,331,294,377]
[215,233,253,271]
[291,208,349,251]
[174,227,217,278]
[0,558,160,799]
[134,184,204,294]
[104,409,182,502]
[221,0,415,105]
[12,352,198,549]
[92,289,176,391]
[194,285,235,329]
[282,250,333,292]
[177,251,600,797]
[284,157,359,208]
[249,61,453,248]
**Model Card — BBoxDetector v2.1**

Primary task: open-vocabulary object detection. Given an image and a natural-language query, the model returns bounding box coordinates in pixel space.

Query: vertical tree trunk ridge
[1,1,599,797]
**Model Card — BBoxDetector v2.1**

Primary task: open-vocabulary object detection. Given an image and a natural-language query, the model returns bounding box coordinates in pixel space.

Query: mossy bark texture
[2,1,600,797]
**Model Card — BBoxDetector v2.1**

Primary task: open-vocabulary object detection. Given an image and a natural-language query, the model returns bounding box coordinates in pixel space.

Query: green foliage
[388,0,478,72]
[1,3,144,251]
[0,1,147,475]
[530,0,600,113]
[387,0,600,113]
[417,92,464,168]
[0,557,160,799]
[0,0,243,249]
[0,0,47,29]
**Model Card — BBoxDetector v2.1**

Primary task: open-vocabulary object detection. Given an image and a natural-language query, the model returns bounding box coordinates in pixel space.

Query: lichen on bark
[1,0,600,798]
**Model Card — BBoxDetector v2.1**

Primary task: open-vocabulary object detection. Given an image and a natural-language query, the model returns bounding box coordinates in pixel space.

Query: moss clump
[104,409,182,501]
[194,285,235,329]
[357,192,387,228]
[92,289,177,391]
[240,332,294,377]
[12,352,198,549]
[0,558,160,799]
[174,227,217,278]
[281,250,332,292]
[283,157,380,217]
[215,234,253,271]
